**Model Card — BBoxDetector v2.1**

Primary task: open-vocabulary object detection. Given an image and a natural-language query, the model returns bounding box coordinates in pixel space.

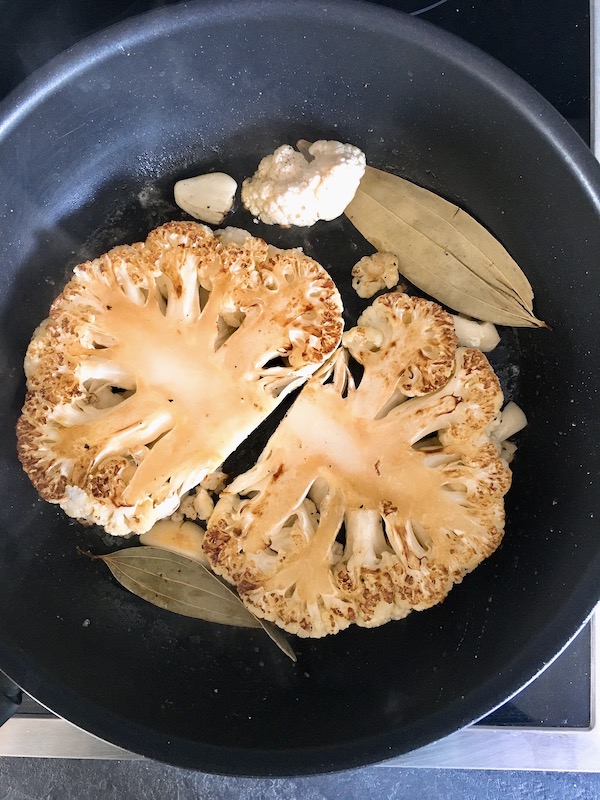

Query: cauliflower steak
[204,293,512,637]
[17,222,343,536]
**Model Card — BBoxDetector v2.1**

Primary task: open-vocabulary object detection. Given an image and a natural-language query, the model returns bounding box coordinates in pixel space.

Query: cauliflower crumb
[351,252,399,298]
[200,470,228,494]
[241,140,366,227]
[176,493,199,520]
[170,478,227,522]
[175,488,215,522]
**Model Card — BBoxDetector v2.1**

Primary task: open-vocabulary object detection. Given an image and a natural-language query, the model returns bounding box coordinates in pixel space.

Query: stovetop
[0,0,598,768]
[1,617,596,768]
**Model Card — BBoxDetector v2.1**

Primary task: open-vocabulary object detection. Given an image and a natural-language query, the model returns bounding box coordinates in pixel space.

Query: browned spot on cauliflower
[204,293,511,638]
[17,221,343,536]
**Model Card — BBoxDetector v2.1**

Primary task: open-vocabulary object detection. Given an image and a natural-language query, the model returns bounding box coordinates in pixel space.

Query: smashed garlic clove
[139,519,209,566]
[451,315,500,352]
[174,172,237,225]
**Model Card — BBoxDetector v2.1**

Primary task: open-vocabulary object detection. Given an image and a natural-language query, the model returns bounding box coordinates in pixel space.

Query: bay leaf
[101,546,259,627]
[258,619,298,662]
[345,166,546,328]
[99,546,296,660]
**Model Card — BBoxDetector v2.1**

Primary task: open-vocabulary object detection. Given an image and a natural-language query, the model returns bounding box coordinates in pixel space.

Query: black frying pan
[1,0,599,776]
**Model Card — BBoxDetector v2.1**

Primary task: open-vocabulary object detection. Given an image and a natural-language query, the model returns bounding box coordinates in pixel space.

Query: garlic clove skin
[174,172,237,225]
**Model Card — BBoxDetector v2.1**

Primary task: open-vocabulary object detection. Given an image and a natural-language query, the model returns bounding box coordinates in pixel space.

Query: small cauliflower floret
[351,252,399,298]
[241,140,366,227]
[174,172,237,225]
[173,487,215,522]
[192,488,215,521]
[17,221,343,536]
[204,292,512,638]
[169,469,226,522]
[451,315,500,353]
[200,469,228,494]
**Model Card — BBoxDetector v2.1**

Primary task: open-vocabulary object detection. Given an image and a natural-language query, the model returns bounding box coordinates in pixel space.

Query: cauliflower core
[204,292,512,637]
[241,140,366,227]
[17,222,342,536]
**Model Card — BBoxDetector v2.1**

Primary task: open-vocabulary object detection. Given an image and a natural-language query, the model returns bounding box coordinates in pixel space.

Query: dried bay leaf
[345,166,546,328]
[101,546,259,626]
[97,546,296,661]
[258,619,298,662]
[356,168,533,305]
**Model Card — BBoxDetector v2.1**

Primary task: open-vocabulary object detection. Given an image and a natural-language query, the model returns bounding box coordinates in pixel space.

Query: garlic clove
[451,314,500,352]
[174,172,237,225]
[494,401,528,442]
[139,519,209,565]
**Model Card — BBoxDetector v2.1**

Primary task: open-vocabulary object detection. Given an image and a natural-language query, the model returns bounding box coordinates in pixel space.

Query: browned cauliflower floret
[342,292,458,416]
[204,292,511,638]
[17,222,343,536]
[351,252,399,298]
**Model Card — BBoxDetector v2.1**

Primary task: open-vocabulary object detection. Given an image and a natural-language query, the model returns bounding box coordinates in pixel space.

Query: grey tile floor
[1,761,600,800]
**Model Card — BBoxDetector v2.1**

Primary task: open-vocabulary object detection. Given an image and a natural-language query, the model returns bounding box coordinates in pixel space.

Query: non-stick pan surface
[1,0,599,776]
